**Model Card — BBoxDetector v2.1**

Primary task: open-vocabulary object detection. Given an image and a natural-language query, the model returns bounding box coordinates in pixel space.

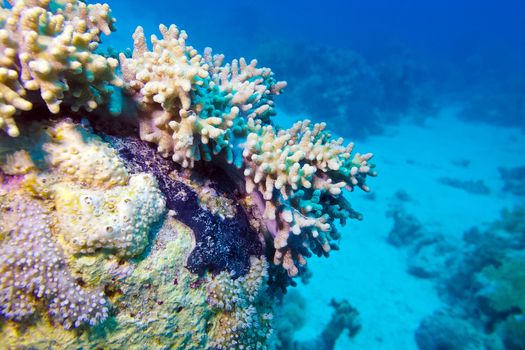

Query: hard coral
[0,0,121,137]
[244,120,375,276]
[120,22,375,277]
[120,24,210,164]
[121,25,286,169]
[0,194,108,329]
[203,47,287,123]
[105,133,263,277]
[53,173,166,257]
[43,121,129,188]
[207,257,273,350]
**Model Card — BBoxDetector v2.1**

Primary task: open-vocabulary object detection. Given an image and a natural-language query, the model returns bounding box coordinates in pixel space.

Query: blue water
[101,1,525,348]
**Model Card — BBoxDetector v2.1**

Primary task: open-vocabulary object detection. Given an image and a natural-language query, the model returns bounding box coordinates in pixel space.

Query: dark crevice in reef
[99,131,263,278]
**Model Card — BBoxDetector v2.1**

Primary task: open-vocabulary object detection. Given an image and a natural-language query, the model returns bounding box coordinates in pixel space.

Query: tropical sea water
[100,1,525,349]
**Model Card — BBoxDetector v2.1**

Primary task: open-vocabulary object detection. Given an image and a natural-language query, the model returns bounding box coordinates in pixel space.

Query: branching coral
[121,25,286,168]
[120,22,375,276]
[477,252,525,314]
[0,194,108,329]
[120,24,210,165]
[244,120,375,276]
[0,0,122,137]
[203,47,287,122]
[0,1,378,348]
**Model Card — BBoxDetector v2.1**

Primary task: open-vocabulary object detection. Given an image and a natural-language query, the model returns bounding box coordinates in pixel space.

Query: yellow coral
[53,173,166,257]
[43,121,129,188]
[0,149,35,174]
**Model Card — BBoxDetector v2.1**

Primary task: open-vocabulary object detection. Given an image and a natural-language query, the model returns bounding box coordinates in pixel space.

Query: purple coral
[0,197,108,329]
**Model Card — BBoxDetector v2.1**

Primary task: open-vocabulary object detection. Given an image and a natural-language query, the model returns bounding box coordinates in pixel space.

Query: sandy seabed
[278,106,525,350]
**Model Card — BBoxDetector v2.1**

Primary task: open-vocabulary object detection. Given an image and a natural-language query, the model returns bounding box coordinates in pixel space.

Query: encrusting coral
[43,120,129,188]
[0,193,109,329]
[207,257,273,349]
[53,172,165,257]
[0,119,165,333]
[0,0,121,137]
[0,0,376,348]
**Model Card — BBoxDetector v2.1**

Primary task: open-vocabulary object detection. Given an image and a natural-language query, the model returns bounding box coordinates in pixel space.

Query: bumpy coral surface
[54,173,165,257]
[44,121,129,188]
[0,119,274,349]
[0,193,108,329]
[120,22,374,277]
[207,257,273,349]
[0,0,121,137]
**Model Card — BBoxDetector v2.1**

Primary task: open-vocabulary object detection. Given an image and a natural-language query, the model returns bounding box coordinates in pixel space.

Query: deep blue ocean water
[100,1,525,348]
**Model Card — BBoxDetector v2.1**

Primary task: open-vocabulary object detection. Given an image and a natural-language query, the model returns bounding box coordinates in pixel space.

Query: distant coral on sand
[388,206,525,350]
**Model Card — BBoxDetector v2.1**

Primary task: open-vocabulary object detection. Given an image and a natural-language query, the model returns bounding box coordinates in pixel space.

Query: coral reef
[43,121,129,188]
[53,172,165,257]
[386,206,425,247]
[206,257,273,349]
[415,311,503,350]
[499,165,525,196]
[387,206,525,350]
[273,290,361,350]
[0,1,376,348]
[120,26,286,168]
[0,119,272,348]
[118,23,375,277]
[438,177,491,195]
[0,0,121,137]
[244,120,375,276]
[104,133,264,278]
[0,193,108,329]
[386,206,458,278]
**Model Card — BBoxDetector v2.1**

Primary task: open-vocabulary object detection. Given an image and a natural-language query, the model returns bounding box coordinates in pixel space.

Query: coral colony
[0,0,375,348]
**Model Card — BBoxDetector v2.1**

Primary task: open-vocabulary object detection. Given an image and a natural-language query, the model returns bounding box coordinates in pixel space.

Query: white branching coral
[0,194,109,329]
[121,26,286,169]
[120,24,209,160]
[243,120,376,276]
[203,47,287,121]
[120,22,374,277]
[0,0,122,137]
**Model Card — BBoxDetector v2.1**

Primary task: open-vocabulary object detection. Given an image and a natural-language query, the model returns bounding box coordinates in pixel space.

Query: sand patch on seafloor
[278,106,525,350]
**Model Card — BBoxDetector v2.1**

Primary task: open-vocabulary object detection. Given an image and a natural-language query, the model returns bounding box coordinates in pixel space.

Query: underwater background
[105,0,524,349]
[103,1,525,349]
[102,0,525,349]
[0,0,523,349]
